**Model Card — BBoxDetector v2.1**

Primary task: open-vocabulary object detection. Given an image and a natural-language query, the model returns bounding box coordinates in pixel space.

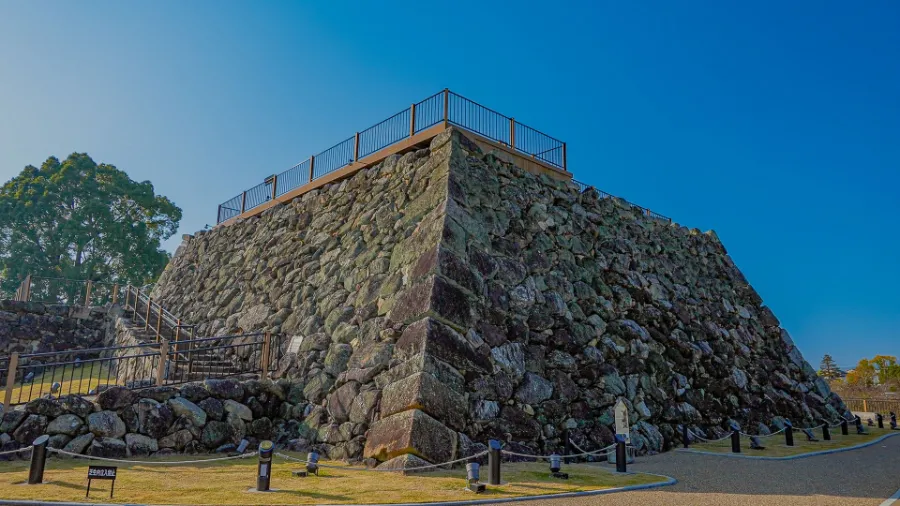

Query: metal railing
[10,275,123,306]
[215,89,570,224]
[573,179,672,223]
[122,284,194,345]
[0,332,282,410]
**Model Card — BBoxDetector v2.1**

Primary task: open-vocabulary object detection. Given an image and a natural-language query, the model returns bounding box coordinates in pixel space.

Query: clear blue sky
[1,1,897,368]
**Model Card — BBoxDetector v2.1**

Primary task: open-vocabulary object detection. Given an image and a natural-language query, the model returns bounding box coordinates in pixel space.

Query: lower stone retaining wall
[0,300,117,356]
[0,379,311,460]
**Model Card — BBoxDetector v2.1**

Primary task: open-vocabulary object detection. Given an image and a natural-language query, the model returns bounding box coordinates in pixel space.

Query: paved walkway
[484,435,900,506]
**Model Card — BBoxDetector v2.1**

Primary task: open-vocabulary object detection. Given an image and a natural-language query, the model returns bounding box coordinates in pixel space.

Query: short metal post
[877,413,884,429]
[353,132,360,162]
[615,435,627,473]
[257,441,274,492]
[731,429,741,453]
[785,421,794,446]
[240,191,247,213]
[821,420,831,441]
[409,104,416,137]
[683,425,690,448]
[562,142,567,171]
[841,419,849,436]
[308,156,315,182]
[443,88,449,126]
[488,440,501,485]
[509,117,515,148]
[271,175,278,200]
[28,435,49,484]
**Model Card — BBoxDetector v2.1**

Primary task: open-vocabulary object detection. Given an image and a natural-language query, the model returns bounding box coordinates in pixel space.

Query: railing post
[112,284,119,305]
[563,142,567,171]
[409,104,416,137]
[260,332,271,376]
[271,175,278,200]
[443,88,449,126]
[123,286,130,314]
[510,117,515,148]
[145,296,152,331]
[156,305,163,342]
[2,352,19,416]
[174,320,181,352]
[353,132,360,162]
[84,280,93,307]
[156,339,168,386]
[308,155,315,182]
[240,191,247,214]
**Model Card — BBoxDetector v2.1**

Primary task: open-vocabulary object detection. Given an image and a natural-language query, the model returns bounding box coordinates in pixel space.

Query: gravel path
[485,434,900,506]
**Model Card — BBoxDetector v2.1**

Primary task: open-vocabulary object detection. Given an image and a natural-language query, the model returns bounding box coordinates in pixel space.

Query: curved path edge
[0,473,677,506]
[676,431,900,461]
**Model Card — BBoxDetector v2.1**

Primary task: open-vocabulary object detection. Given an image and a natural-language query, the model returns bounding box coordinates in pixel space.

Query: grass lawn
[691,426,897,457]
[6,363,118,405]
[0,452,667,505]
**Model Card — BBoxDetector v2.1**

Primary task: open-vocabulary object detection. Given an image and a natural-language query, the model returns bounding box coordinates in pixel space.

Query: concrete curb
[0,473,677,506]
[677,431,900,461]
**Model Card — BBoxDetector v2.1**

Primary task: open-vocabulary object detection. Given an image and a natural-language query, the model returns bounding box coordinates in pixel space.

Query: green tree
[818,354,842,380]
[847,358,878,388]
[0,153,181,295]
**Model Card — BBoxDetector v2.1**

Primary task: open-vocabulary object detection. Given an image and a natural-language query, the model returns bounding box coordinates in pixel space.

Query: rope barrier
[738,428,786,438]
[274,451,487,473]
[500,442,618,460]
[0,445,33,457]
[567,439,618,457]
[47,448,258,465]
[688,430,732,443]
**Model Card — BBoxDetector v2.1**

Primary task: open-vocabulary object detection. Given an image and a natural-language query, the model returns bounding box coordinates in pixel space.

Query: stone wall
[0,379,305,459]
[0,300,116,357]
[150,128,845,467]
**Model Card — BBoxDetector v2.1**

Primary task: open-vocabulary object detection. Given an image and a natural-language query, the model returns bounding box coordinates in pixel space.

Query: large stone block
[363,409,456,464]
[396,317,490,373]
[389,275,475,328]
[381,372,465,431]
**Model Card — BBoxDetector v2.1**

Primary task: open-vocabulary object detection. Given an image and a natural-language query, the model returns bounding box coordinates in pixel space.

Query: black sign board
[86,466,117,498]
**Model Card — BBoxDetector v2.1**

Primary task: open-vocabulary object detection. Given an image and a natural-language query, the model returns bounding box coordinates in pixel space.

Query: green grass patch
[0,452,667,505]
[7,363,117,404]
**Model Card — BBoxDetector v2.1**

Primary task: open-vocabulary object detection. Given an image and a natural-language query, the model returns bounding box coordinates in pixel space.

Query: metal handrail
[573,179,672,223]
[215,89,574,224]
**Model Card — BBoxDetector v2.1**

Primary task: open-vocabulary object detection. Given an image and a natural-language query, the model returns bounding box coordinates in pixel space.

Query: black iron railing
[0,332,281,408]
[215,89,571,224]
[573,179,671,223]
[11,276,123,306]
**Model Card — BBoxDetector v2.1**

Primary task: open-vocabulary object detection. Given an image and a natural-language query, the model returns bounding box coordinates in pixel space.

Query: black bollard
[877,413,884,429]
[256,440,274,492]
[28,435,49,485]
[731,429,741,453]
[488,440,502,486]
[563,429,572,465]
[615,435,627,473]
[683,425,690,448]
[785,421,794,447]
[821,420,831,441]
[840,419,849,436]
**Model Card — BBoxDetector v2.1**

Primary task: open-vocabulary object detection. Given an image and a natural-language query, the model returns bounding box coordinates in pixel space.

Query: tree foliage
[846,355,900,389]
[0,153,182,294]
[818,354,842,380]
